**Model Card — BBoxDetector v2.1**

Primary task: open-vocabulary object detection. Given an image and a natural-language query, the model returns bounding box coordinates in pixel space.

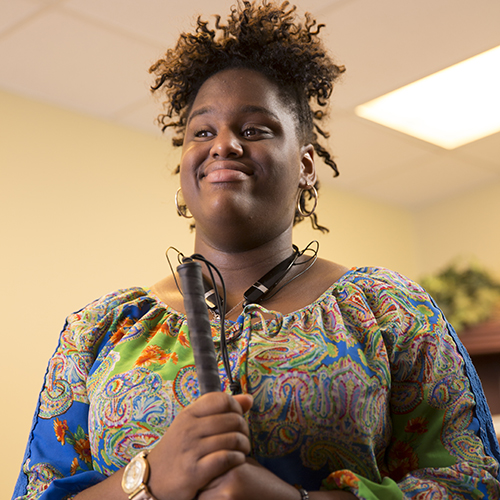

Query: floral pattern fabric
[13,267,500,499]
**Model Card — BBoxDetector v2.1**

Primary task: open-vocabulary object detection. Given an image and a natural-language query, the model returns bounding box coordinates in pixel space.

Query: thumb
[233,393,253,413]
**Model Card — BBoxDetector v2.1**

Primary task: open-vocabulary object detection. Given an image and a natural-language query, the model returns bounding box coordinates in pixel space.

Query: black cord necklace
[165,241,319,394]
[203,245,300,318]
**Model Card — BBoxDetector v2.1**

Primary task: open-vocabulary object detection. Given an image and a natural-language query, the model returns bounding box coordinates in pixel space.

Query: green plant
[420,262,500,333]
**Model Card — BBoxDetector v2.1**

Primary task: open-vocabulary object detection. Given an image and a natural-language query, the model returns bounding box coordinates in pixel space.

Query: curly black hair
[150,0,345,232]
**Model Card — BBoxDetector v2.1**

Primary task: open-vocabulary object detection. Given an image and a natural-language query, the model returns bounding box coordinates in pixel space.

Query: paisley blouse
[13,267,500,499]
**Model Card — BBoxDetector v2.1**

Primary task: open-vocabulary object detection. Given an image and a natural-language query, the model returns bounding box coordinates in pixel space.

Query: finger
[245,457,263,467]
[199,473,222,492]
[188,391,245,418]
[196,449,246,485]
[198,431,251,458]
[197,472,225,500]
[197,471,226,499]
[233,393,253,413]
[197,411,250,438]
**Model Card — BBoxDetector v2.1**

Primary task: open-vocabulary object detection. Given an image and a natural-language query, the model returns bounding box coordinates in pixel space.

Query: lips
[200,161,254,183]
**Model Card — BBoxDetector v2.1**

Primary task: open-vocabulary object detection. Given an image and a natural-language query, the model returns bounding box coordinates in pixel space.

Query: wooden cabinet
[459,319,500,417]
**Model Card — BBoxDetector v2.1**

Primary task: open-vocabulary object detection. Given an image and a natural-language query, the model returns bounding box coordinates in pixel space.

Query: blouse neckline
[143,267,359,321]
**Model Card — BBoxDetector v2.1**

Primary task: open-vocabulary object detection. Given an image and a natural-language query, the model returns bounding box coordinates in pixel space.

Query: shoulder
[61,287,160,349]
[336,266,443,332]
[300,258,349,295]
[339,266,428,299]
[67,287,153,324]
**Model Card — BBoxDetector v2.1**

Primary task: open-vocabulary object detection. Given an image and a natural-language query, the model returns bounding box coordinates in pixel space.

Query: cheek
[180,140,204,167]
[178,162,197,211]
[259,169,301,219]
[179,146,191,173]
[268,155,302,194]
[179,148,199,187]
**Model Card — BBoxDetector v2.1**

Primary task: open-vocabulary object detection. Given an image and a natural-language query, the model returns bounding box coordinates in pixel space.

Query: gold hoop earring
[175,188,193,219]
[297,185,318,217]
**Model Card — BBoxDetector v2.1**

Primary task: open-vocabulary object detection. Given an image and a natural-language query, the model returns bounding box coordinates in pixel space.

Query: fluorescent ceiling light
[355,45,500,149]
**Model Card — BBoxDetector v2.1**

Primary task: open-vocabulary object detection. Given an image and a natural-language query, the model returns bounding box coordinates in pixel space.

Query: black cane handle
[177,260,221,395]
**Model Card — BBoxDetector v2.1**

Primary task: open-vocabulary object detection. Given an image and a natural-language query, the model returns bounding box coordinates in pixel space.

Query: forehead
[188,68,296,124]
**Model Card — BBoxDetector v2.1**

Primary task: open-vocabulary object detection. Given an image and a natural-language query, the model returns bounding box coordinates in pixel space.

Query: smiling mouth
[201,162,253,183]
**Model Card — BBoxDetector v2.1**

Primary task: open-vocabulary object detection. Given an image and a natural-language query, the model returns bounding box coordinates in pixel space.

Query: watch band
[298,488,309,500]
[128,485,158,500]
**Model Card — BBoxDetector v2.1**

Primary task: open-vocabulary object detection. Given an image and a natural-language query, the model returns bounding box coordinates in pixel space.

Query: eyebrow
[188,104,281,124]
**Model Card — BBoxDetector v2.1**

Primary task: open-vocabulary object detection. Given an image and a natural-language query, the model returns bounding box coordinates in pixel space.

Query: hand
[147,392,253,500]
[198,457,300,500]
[198,457,358,500]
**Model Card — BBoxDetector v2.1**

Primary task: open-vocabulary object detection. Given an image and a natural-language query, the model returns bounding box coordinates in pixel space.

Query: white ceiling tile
[64,0,244,46]
[321,113,434,187]
[64,0,197,46]
[23,0,63,4]
[64,0,346,46]
[321,0,500,109]
[297,0,348,15]
[0,0,41,35]
[0,10,160,117]
[350,155,500,209]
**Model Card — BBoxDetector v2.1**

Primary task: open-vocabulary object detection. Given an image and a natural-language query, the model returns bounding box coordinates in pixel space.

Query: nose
[210,128,243,158]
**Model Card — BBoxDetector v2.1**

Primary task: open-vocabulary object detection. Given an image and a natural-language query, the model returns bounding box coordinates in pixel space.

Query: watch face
[123,456,147,493]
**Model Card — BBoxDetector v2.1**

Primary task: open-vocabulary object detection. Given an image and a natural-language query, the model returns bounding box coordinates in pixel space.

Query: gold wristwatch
[121,450,158,500]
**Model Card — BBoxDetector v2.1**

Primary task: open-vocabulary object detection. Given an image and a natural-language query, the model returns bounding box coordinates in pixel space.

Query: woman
[13,2,500,499]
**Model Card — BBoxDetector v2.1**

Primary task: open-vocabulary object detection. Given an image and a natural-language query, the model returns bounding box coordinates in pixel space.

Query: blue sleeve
[12,311,108,499]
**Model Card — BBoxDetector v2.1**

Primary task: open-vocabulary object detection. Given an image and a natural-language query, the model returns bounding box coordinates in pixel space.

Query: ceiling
[1,0,499,210]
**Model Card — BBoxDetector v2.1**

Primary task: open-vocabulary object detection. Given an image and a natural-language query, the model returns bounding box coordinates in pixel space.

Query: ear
[299,144,316,188]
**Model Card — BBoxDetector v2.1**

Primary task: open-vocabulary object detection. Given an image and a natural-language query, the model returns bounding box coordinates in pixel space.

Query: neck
[193,227,295,305]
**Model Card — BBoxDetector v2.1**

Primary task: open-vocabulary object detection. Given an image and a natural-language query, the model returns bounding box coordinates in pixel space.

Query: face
[180,68,316,249]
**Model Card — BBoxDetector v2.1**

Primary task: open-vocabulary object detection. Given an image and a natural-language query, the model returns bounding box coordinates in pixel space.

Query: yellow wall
[293,188,418,278]
[1,90,190,497]
[414,182,500,279]
[2,89,498,498]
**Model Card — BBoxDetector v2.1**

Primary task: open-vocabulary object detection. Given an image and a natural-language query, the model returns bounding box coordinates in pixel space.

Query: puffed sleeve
[12,288,148,500]
[325,269,500,499]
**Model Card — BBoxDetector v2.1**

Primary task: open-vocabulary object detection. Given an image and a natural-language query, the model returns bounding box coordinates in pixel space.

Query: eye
[194,129,214,138]
[242,126,271,139]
